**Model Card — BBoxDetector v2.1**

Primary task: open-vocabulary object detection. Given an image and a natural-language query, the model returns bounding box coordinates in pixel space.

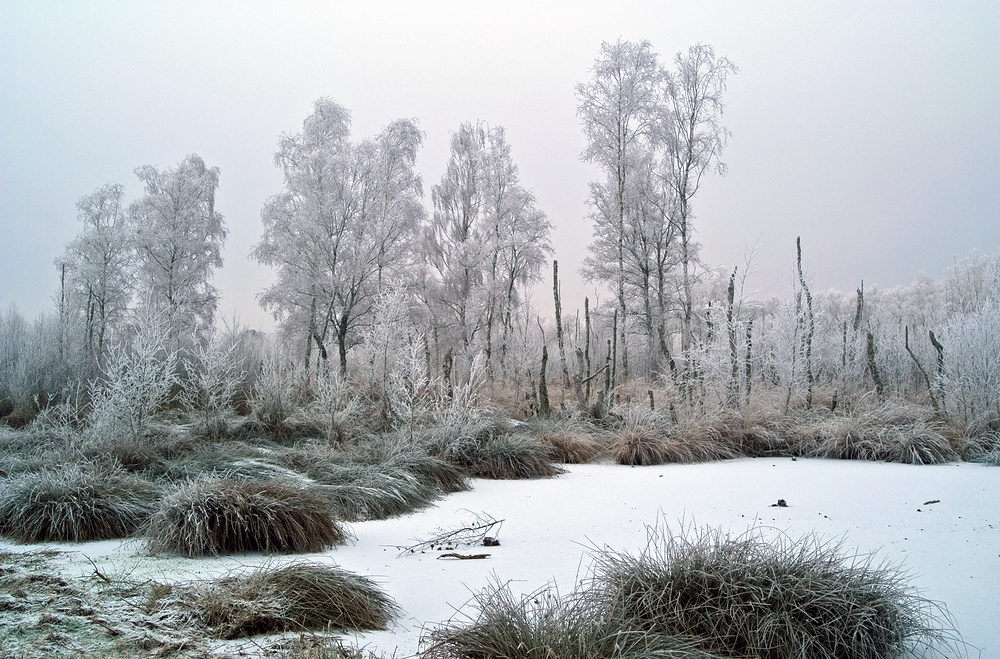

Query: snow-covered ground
[4,458,997,657]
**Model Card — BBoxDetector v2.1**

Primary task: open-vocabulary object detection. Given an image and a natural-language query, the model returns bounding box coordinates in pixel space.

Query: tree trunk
[584,297,592,402]
[337,311,350,377]
[905,325,941,414]
[726,267,739,406]
[553,261,585,410]
[796,238,814,408]
[538,344,550,418]
[865,331,884,400]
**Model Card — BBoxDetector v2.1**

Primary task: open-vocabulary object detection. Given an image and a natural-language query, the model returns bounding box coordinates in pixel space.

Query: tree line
[2,39,998,433]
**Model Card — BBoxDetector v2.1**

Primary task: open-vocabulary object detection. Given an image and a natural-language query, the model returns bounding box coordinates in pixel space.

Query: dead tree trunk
[584,297,592,401]
[905,325,941,414]
[537,319,550,418]
[930,330,945,410]
[443,349,454,400]
[726,267,740,406]
[744,317,753,407]
[553,260,585,410]
[865,331,884,400]
[796,238,815,408]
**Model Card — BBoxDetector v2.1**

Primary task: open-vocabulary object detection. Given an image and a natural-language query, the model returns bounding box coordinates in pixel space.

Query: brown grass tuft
[146,478,347,557]
[197,562,399,639]
[539,429,605,464]
[0,464,158,543]
[586,523,964,659]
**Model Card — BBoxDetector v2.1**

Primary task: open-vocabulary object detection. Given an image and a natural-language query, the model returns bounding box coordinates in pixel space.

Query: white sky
[1,1,998,330]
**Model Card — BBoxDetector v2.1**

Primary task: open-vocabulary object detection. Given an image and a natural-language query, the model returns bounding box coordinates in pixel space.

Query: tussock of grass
[190,415,267,443]
[532,418,607,464]
[196,562,399,639]
[270,442,354,475]
[146,478,347,556]
[586,524,961,659]
[422,582,722,659]
[314,464,438,521]
[959,430,1000,464]
[382,451,471,493]
[806,409,959,464]
[162,446,314,485]
[430,425,563,479]
[268,440,457,520]
[888,424,961,465]
[351,432,471,493]
[686,410,789,457]
[81,434,166,473]
[610,428,674,465]
[0,464,158,543]
[275,635,390,659]
[0,446,77,478]
[610,427,738,466]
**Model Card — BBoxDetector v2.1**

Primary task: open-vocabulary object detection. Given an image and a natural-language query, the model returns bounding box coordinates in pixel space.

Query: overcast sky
[2,1,997,330]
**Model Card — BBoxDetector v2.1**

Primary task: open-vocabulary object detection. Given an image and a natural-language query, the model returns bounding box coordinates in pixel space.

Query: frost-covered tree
[424,122,551,375]
[661,44,737,353]
[583,152,680,375]
[425,122,488,355]
[578,41,735,384]
[253,98,425,375]
[89,309,179,442]
[129,154,226,351]
[0,307,65,423]
[56,183,134,368]
[944,249,1000,315]
[478,126,552,373]
[577,39,664,382]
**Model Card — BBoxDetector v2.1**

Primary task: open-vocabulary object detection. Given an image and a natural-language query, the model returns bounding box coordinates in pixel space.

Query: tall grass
[608,410,739,466]
[313,464,439,522]
[532,417,607,464]
[425,418,562,479]
[803,403,960,464]
[585,523,963,659]
[422,581,722,659]
[351,431,471,493]
[0,464,159,543]
[145,478,347,556]
[196,562,400,639]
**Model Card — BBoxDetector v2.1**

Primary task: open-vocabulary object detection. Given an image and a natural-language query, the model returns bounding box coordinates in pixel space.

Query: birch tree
[130,154,226,351]
[577,39,663,383]
[426,122,487,355]
[661,43,737,353]
[582,152,679,376]
[56,183,134,368]
[479,126,552,373]
[425,122,551,375]
[253,98,424,375]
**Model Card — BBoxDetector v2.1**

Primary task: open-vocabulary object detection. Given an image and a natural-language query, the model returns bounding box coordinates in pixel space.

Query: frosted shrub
[388,334,433,436]
[89,312,179,441]
[310,361,361,444]
[29,381,89,440]
[358,289,412,398]
[182,327,247,420]
[249,346,302,434]
[940,302,1000,426]
[754,298,810,411]
[356,287,432,431]
[434,352,491,427]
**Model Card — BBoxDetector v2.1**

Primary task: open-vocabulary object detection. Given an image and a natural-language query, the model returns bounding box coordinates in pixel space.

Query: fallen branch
[437,553,491,560]
[394,512,503,557]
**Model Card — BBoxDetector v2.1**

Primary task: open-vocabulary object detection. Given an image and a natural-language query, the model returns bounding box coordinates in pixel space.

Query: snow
[3,457,997,657]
